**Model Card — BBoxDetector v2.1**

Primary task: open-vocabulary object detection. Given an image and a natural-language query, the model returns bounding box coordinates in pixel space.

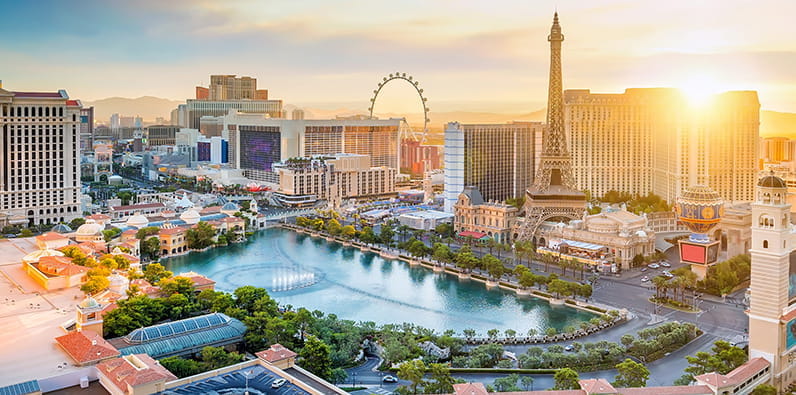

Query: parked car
[383,375,398,383]
[640,267,648,272]
[648,263,660,269]
[641,276,650,282]
[660,261,671,268]
[272,379,287,389]
[662,271,674,278]
[564,344,575,352]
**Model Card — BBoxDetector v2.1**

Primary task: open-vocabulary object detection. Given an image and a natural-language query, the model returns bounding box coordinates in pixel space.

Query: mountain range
[84,96,796,138]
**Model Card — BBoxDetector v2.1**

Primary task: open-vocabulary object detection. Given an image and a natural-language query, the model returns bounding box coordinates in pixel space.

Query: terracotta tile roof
[55,330,120,365]
[725,357,770,384]
[694,372,727,388]
[66,100,81,106]
[452,383,489,395]
[86,214,111,220]
[179,272,215,287]
[219,216,245,223]
[111,202,165,211]
[579,378,617,394]
[200,206,222,214]
[37,232,69,242]
[620,386,714,395]
[37,256,89,276]
[458,231,488,239]
[114,252,140,263]
[122,229,138,236]
[101,302,118,317]
[159,227,186,236]
[256,343,297,363]
[97,354,176,389]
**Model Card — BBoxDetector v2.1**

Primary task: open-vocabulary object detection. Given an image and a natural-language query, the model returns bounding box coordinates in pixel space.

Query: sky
[2,0,795,113]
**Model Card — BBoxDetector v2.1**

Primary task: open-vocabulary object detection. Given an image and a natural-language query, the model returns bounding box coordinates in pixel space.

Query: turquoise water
[164,228,595,334]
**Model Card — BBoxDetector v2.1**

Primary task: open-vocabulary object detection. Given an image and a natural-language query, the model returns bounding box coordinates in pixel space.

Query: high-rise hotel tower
[0,83,83,226]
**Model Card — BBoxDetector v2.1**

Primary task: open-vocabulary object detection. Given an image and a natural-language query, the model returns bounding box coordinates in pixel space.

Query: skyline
[2,0,796,113]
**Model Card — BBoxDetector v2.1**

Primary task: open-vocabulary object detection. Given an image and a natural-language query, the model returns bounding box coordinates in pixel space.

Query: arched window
[763,240,769,249]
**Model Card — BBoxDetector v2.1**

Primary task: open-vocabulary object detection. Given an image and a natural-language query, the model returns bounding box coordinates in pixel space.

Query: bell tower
[748,175,796,390]
[75,296,104,334]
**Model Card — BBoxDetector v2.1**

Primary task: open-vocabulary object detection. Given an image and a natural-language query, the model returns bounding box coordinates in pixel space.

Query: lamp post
[511,243,516,267]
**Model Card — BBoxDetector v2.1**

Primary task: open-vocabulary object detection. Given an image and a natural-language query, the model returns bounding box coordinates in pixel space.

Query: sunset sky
[2,0,795,113]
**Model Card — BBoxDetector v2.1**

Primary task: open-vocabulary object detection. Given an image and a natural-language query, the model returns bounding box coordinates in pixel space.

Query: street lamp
[352,372,357,387]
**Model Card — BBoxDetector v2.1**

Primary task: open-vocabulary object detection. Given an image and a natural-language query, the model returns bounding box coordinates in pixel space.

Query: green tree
[520,376,535,391]
[553,368,580,390]
[103,228,122,242]
[20,228,33,237]
[136,226,161,240]
[69,218,86,229]
[493,374,521,392]
[358,226,377,244]
[613,358,650,388]
[200,346,244,370]
[158,276,196,297]
[750,384,778,395]
[424,363,456,394]
[676,340,747,385]
[341,225,356,239]
[329,368,348,385]
[482,254,505,280]
[141,236,161,261]
[435,222,454,238]
[186,221,216,249]
[379,224,395,246]
[143,263,172,285]
[299,335,332,380]
[159,356,204,378]
[397,359,426,394]
[80,275,110,295]
[325,219,342,236]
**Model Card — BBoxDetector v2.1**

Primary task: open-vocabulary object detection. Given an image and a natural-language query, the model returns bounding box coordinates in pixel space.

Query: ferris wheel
[368,72,430,144]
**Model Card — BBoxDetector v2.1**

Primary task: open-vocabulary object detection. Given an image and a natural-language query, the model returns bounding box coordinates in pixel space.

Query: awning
[458,231,490,240]
[560,239,607,251]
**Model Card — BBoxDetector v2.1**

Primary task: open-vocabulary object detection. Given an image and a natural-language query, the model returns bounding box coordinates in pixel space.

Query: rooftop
[54,330,120,365]
[256,343,297,363]
[110,202,165,211]
[97,354,176,389]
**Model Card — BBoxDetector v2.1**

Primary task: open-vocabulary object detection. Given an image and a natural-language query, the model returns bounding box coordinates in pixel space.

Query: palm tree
[652,276,668,300]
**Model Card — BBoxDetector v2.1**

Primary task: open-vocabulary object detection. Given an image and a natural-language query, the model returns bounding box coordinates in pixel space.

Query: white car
[272,378,287,389]
[383,375,398,383]
[648,263,660,269]
[662,271,674,278]
[660,262,671,268]
[641,276,650,282]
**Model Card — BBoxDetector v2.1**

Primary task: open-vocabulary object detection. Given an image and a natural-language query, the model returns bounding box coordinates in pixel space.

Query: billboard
[789,250,796,302]
[680,243,706,264]
[787,316,796,350]
[240,128,280,172]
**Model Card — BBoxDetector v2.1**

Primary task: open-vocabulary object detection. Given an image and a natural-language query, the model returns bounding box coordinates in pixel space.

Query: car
[660,262,671,268]
[272,379,287,389]
[662,271,674,278]
[564,344,575,352]
[641,276,650,282]
[383,375,398,383]
[640,267,648,272]
[648,263,660,269]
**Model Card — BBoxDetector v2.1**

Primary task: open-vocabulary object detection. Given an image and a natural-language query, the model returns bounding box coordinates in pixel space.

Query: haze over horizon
[2,0,795,113]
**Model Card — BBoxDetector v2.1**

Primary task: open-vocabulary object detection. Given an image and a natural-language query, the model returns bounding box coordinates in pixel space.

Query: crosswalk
[365,388,394,395]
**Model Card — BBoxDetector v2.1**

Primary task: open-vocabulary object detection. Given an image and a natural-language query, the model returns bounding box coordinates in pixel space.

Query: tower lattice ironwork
[516,13,585,241]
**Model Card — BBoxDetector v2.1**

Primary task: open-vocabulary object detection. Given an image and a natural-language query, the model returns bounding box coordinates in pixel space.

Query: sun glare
[678,73,724,107]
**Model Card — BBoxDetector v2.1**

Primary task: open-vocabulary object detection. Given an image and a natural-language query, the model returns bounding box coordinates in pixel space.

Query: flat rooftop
[163,364,311,395]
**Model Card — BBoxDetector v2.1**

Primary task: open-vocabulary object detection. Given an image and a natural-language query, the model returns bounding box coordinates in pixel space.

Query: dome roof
[679,185,722,203]
[108,273,129,286]
[126,213,149,228]
[75,220,104,236]
[51,223,72,234]
[759,175,786,188]
[636,230,648,238]
[22,248,65,264]
[180,208,201,224]
[221,202,239,211]
[78,296,100,309]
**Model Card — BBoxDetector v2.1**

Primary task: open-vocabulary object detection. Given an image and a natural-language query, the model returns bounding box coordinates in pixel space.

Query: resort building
[23,255,89,291]
[273,154,397,207]
[109,202,166,221]
[443,121,541,212]
[223,113,401,183]
[97,354,177,395]
[398,210,453,231]
[564,88,759,203]
[74,219,105,242]
[535,207,656,271]
[453,186,518,244]
[0,84,83,226]
[158,224,188,257]
[55,330,120,367]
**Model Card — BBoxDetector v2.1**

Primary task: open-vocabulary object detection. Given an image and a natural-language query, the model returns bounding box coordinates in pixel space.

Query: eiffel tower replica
[515,12,586,241]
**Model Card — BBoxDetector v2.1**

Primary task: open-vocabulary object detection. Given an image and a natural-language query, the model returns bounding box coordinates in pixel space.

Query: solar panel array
[0,380,40,395]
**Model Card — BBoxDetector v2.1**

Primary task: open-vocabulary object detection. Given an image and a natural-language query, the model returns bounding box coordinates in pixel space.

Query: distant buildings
[79,106,94,151]
[273,154,397,207]
[565,88,760,203]
[443,121,540,212]
[179,75,282,128]
[401,139,442,175]
[223,114,401,183]
[0,83,83,226]
[760,136,796,163]
[146,124,180,146]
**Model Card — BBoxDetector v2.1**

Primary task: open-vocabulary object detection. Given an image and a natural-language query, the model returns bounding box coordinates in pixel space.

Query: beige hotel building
[0,84,83,227]
[565,88,759,204]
